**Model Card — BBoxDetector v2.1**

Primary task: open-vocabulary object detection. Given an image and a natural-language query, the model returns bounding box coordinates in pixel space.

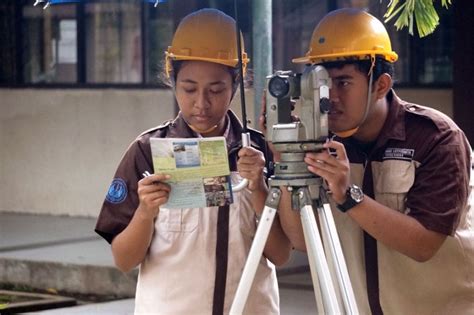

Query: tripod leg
[296,186,341,314]
[300,203,341,314]
[229,188,281,315]
[318,203,359,314]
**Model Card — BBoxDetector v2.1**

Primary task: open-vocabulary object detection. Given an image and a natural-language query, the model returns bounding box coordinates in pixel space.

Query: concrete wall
[0,87,450,217]
[396,88,453,117]
[0,89,176,217]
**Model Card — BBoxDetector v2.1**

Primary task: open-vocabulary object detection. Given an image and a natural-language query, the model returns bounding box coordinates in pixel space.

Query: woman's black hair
[161,60,242,96]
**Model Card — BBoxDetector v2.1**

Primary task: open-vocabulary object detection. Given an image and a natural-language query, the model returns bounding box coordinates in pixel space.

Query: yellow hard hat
[293,8,398,64]
[165,8,249,77]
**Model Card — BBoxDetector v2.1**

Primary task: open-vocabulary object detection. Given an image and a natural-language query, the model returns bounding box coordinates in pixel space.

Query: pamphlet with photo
[150,137,233,208]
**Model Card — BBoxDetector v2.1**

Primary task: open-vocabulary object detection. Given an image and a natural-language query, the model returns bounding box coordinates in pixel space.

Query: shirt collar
[373,89,407,148]
[166,110,243,151]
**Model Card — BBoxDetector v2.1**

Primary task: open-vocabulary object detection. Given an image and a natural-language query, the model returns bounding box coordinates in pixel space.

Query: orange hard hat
[293,8,398,64]
[165,8,249,78]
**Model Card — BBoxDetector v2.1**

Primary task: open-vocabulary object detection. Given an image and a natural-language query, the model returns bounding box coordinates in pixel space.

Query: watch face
[349,185,364,203]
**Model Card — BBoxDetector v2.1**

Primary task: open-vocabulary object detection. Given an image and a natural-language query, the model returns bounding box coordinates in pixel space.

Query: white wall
[0,87,450,217]
[0,89,175,217]
[396,88,453,117]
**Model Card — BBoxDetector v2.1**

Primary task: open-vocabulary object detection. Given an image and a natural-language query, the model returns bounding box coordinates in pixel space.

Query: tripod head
[265,65,332,206]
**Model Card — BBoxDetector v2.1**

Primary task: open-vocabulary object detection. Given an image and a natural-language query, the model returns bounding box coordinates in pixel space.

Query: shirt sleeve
[406,128,471,236]
[95,136,153,243]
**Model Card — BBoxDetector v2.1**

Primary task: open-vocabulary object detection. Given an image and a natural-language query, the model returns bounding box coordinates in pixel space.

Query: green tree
[383,0,452,37]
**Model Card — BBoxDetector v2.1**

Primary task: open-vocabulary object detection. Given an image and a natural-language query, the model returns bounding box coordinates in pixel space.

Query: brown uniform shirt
[333,90,474,314]
[95,110,280,315]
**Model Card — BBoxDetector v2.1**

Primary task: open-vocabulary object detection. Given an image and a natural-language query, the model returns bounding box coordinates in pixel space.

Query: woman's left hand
[237,147,267,192]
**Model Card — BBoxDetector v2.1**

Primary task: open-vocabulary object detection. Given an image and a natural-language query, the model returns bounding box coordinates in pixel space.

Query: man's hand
[304,140,350,204]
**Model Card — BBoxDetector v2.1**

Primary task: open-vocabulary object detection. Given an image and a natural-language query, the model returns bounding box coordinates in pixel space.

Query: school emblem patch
[106,178,128,204]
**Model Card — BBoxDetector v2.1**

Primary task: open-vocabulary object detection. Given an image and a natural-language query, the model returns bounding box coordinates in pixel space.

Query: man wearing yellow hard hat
[280,8,474,315]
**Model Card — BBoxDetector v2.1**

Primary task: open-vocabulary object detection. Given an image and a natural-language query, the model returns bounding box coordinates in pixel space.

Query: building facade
[0,0,471,216]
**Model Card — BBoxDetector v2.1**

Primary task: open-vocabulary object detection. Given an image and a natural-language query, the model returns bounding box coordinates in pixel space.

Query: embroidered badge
[106,178,128,204]
[383,148,415,161]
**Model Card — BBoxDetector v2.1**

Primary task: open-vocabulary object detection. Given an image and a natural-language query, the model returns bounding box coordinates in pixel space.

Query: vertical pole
[252,0,272,129]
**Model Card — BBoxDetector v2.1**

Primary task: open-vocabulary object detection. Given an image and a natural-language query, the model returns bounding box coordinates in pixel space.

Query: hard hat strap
[165,52,174,79]
[333,56,374,138]
[360,56,375,127]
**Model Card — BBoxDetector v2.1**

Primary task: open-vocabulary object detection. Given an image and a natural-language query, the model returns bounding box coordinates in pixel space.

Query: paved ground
[0,212,317,314]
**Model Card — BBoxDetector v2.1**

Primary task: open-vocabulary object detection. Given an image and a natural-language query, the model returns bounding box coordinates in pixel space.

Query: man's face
[326,64,370,134]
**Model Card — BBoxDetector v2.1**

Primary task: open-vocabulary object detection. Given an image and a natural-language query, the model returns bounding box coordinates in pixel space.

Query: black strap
[364,232,383,315]
[363,163,384,315]
[212,205,230,315]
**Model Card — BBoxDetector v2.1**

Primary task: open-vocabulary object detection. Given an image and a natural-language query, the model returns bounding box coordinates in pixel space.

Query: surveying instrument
[230,65,359,315]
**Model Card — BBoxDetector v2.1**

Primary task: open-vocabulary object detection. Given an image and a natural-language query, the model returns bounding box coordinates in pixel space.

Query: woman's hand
[237,147,267,192]
[136,174,171,219]
[304,140,350,204]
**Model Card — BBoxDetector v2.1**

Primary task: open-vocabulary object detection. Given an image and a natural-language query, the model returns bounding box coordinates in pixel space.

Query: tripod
[229,159,359,314]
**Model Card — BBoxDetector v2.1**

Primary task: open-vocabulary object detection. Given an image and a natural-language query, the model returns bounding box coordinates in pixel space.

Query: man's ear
[373,73,392,100]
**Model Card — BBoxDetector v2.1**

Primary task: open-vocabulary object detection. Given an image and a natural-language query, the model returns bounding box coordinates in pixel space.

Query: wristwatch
[336,184,364,213]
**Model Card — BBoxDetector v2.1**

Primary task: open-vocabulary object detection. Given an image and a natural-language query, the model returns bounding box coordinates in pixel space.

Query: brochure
[150,137,233,209]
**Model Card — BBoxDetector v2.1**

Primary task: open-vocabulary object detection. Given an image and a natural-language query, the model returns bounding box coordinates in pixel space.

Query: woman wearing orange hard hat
[96,8,291,315]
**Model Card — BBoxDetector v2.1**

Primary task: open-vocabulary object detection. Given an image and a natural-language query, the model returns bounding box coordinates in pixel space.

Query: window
[272,0,329,72]
[0,0,453,87]
[22,4,78,83]
[145,3,173,84]
[335,0,453,85]
[85,2,142,83]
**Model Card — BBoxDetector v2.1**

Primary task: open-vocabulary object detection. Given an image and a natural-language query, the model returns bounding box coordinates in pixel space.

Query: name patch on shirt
[106,178,128,204]
[383,148,415,161]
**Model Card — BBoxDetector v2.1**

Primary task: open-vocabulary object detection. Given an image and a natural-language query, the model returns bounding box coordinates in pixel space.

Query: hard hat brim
[167,52,250,68]
[292,51,398,64]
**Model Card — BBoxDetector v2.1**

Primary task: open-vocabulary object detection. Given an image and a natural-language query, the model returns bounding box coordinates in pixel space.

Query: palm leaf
[382,0,452,37]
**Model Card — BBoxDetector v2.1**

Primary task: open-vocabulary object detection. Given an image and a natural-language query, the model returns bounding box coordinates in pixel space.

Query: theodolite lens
[268,76,290,99]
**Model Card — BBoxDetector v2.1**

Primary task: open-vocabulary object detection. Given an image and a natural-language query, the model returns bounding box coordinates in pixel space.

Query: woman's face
[175,60,234,136]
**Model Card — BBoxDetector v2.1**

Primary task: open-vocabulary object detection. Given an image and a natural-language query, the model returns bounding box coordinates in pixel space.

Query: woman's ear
[374,73,392,100]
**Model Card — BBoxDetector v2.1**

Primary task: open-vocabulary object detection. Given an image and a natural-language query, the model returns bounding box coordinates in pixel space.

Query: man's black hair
[321,56,395,84]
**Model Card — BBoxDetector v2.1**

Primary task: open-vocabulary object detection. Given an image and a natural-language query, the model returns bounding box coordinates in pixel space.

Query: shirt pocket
[157,208,199,233]
[372,160,416,213]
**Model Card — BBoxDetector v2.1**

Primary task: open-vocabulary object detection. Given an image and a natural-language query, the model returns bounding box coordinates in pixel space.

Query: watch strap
[336,196,358,212]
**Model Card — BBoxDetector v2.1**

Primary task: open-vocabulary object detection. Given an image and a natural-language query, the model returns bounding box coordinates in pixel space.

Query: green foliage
[383,0,452,37]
